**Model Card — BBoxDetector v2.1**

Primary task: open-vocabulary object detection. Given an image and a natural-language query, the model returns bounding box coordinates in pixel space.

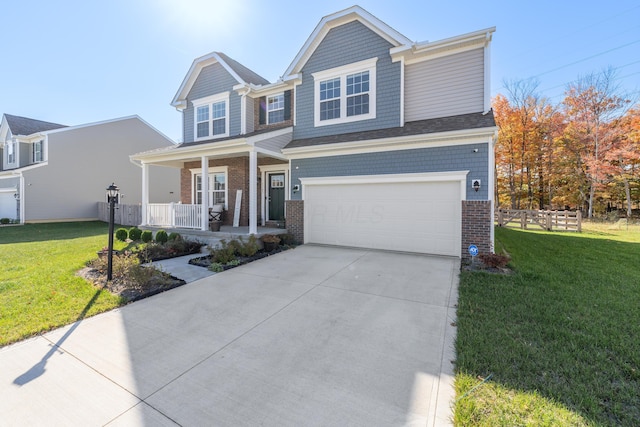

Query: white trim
[300,171,469,207]
[283,5,411,77]
[313,58,377,127]
[193,92,230,141]
[258,164,290,224]
[399,57,405,126]
[484,34,492,114]
[249,150,258,234]
[0,187,17,192]
[283,127,497,159]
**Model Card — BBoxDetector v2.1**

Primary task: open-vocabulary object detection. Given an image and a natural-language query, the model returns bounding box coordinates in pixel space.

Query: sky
[2,0,639,142]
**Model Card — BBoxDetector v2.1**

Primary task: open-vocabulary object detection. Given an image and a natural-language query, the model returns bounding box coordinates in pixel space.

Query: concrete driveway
[1,245,459,426]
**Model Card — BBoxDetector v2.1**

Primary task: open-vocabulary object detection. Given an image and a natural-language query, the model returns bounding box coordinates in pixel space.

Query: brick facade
[180,156,287,226]
[285,200,304,244]
[253,94,294,133]
[461,200,492,262]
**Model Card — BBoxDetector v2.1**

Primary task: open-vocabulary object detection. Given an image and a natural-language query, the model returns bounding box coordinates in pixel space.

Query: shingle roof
[217,52,270,86]
[4,114,67,136]
[284,110,496,150]
[178,124,291,148]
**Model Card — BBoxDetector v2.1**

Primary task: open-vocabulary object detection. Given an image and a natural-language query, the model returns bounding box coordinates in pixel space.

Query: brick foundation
[461,200,492,262]
[285,200,304,244]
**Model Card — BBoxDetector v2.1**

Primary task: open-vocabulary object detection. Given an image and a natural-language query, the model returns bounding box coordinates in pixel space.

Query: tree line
[493,68,639,218]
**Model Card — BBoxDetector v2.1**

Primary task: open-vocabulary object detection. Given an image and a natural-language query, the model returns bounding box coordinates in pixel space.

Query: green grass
[0,222,126,347]
[454,223,640,426]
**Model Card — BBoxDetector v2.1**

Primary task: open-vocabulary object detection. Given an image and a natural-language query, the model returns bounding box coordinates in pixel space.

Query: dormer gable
[283,5,412,78]
[172,52,270,111]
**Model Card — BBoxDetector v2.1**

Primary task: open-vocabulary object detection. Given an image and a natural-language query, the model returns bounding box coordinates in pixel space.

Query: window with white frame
[7,140,16,164]
[194,171,227,207]
[267,93,285,124]
[193,93,229,140]
[32,140,43,163]
[313,58,377,127]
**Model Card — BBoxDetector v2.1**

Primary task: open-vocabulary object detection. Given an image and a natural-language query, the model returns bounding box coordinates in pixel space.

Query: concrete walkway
[146,250,215,283]
[1,245,459,426]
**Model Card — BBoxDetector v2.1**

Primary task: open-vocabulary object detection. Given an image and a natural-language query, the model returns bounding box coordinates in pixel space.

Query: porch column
[249,149,258,234]
[141,162,149,226]
[201,156,209,231]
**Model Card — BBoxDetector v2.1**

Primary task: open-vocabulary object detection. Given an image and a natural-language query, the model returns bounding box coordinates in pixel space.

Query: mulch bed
[188,246,290,271]
[77,267,186,302]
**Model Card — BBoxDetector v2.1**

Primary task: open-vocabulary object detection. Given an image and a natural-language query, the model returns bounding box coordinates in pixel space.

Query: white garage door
[0,190,17,219]
[303,173,464,257]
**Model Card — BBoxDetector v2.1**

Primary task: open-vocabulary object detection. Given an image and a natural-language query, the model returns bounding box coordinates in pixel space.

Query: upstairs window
[193,92,229,141]
[313,58,377,127]
[258,90,292,126]
[267,94,285,124]
[7,140,16,164]
[32,140,44,162]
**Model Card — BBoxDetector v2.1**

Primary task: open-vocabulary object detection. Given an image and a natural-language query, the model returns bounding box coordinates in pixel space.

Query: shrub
[155,230,169,244]
[261,234,281,244]
[128,227,142,241]
[88,252,155,287]
[141,230,153,243]
[237,235,259,257]
[278,233,296,246]
[209,263,224,273]
[168,232,181,241]
[115,228,128,242]
[478,253,511,269]
[0,218,10,224]
[209,239,236,264]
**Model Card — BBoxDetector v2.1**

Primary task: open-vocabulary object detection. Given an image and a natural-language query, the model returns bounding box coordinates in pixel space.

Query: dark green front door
[268,173,285,221]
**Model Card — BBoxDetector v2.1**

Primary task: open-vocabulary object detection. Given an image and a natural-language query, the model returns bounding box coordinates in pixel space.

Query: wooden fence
[496,209,582,232]
[98,202,142,226]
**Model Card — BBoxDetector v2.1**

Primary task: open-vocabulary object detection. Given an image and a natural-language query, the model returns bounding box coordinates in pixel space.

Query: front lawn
[0,222,126,347]
[454,223,640,426]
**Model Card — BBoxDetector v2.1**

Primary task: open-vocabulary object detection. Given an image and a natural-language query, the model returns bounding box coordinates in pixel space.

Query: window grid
[267,94,285,124]
[33,140,43,162]
[320,78,341,121]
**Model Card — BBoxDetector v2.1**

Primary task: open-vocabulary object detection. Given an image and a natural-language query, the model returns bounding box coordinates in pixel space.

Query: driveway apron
[1,245,459,426]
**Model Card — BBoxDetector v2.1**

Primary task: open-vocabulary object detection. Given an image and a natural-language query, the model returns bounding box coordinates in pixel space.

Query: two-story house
[0,114,180,223]
[132,6,497,259]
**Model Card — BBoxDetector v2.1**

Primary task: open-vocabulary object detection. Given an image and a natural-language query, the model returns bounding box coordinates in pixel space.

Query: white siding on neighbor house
[22,118,180,222]
[405,48,484,122]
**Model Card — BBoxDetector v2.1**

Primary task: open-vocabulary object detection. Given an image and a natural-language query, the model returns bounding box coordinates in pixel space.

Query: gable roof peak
[283,5,412,77]
[171,51,270,109]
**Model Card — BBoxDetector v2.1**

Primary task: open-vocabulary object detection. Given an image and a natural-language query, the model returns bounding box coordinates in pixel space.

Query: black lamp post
[106,183,120,281]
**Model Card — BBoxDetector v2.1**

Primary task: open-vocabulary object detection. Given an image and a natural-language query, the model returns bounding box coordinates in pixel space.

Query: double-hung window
[7,139,16,164]
[193,93,229,141]
[33,140,44,163]
[193,167,228,208]
[267,93,285,124]
[313,58,377,127]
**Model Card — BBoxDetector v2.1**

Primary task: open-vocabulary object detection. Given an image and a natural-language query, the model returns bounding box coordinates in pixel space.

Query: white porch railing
[147,203,202,229]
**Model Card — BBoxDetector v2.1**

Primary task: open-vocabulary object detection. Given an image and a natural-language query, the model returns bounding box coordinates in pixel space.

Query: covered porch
[130,128,292,235]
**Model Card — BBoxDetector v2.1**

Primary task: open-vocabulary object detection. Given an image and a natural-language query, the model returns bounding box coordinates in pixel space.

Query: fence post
[577,210,582,232]
[546,211,552,231]
[170,202,175,227]
[521,211,526,229]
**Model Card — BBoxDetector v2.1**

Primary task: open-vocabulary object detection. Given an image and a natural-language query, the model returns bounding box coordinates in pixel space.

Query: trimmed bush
[128,227,142,241]
[168,232,181,241]
[141,230,153,243]
[115,228,128,242]
[0,218,10,224]
[155,230,169,244]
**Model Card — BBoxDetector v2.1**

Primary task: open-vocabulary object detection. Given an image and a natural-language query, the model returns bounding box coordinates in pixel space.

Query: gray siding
[255,131,292,152]
[405,48,484,122]
[294,20,401,140]
[19,142,29,167]
[291,142,489,201]
[246,97,255,133]
[183,62,242,143]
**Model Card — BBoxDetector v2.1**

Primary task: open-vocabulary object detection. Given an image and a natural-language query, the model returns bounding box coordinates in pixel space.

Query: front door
[268,173,285,221]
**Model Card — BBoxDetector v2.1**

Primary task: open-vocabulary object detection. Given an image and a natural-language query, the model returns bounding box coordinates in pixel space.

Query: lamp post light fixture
[106,183,120,281]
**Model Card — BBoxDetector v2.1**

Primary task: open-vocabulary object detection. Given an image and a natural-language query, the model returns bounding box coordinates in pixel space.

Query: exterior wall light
[472,179,481,192]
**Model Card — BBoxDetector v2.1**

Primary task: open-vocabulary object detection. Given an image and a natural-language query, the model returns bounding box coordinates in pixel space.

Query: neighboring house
[131,6,497,259]
[0,114,180,223]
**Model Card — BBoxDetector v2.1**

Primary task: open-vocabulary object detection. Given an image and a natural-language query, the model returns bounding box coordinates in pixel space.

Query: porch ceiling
[132,144,286,168]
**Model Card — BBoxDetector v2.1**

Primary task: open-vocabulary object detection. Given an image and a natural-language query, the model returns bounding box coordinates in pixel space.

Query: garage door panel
[305,180,461,257]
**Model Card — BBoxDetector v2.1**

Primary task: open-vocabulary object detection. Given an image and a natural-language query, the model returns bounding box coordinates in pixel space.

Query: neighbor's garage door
[303,175,462,257]
[0,190,17,219]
